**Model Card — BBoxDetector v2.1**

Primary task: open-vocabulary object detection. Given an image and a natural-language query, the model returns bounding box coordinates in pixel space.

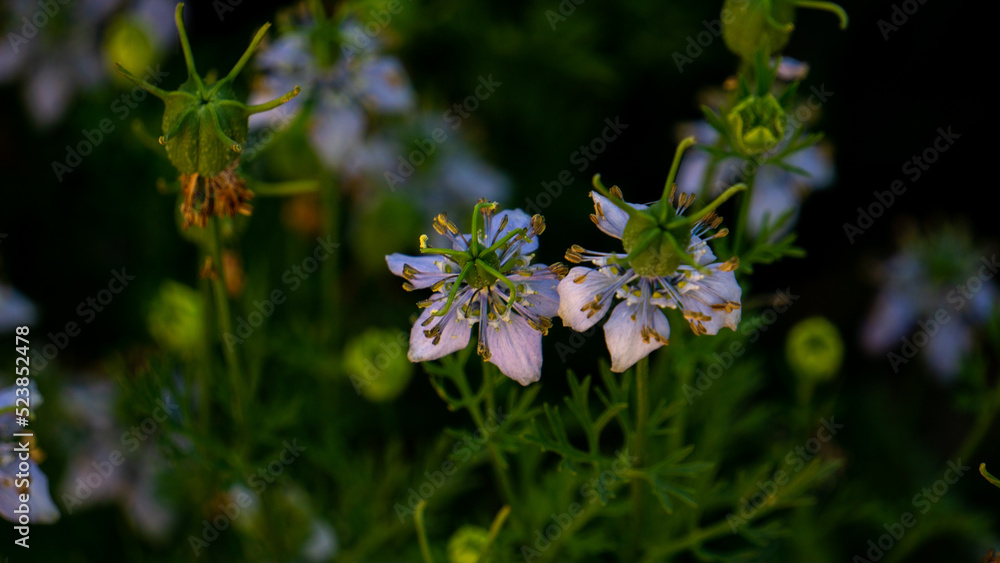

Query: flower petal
[484,314,543,385]
[924,319,971,381]
[490,209,538,256]
[862,292,918,354]
[408,292,473,362]
[385,254,458,289]
[508,265,561,318]
[590,192,647,240]
[678,268,742,335]
[604,300,670,373]
[557,266,628,332]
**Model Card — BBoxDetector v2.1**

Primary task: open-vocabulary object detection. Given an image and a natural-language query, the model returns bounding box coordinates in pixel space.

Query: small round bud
[342,328,414,402]
[146,281,205,357]
[786,316,843,382]
[727,94,785,156]
[446,526,490,563]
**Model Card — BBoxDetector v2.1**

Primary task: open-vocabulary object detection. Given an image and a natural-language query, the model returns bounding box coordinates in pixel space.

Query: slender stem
[454,364,516,504]
[469,202,495,256]
[207,23,271,98]
[114,64,173,99]
[174,4,205,92]
[795,0,849,28]
[667,183,746,228]
[954,377,1000,462]
[630,356,650,549]
[591,174,642,219]
[320,175,340,346]
[733,165,758,255]
[478,505,512,562]
[208,218,244,425]
[419,247,469,260]
[483,228,526,255]
[431,263,473,317]
[237,86,302,115]
[414,500,435,563]
[660,137,697,223]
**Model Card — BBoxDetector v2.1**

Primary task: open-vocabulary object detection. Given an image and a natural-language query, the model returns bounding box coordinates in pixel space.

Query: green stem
[321,175,340,347]
[733,165,758,255]
[174,4,205,92]
[794,0,849,28]
[469,202,495,256]
[414,500,435,563]
[666,183,746,228]
[630,356,650,549]
[660,137,697,223]
[954,377,1000,462]
[454,364,516,505]
[207,218,244,426]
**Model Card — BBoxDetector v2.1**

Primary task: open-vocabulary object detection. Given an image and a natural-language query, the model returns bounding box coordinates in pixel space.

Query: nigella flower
[386,203,566,384]
[0,0,176,126]
[557,147,743,372]
[0,384,59,524]
[248,7,414,172]
[862,228,997,380]
[0,284,37,333]
[675,120,834,240]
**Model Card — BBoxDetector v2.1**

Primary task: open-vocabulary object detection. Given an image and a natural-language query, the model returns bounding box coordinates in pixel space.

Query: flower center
[466,250,502,288]
[621,208,692,277]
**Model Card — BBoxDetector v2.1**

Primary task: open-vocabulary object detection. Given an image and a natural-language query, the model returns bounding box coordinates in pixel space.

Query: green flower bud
[446,525,491,563]
[722,0,795,61]
[146,280,204,357]
[117,3,300,177]
[343,328,413,402]
[104,16,159,85]
[727,94,785,156]
[722,0,848,60]
[786,316,843,382]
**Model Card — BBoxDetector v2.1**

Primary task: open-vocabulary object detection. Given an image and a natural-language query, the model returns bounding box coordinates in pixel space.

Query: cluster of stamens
[180,162,255,229]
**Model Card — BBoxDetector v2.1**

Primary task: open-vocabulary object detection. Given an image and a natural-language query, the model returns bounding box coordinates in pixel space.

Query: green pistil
[432,262,473,317]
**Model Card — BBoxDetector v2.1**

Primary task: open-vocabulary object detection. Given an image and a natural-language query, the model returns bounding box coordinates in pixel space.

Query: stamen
[719,256,740,272]
[610,185,624,200]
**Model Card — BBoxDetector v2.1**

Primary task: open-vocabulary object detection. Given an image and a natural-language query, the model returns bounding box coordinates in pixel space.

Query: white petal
[484,314,543,385]
[385,254,458,289]
[924,320,971,381]
[678,268,742,335]
[509,265,560,318]
[488,209,538,255]
[604,300,670,373]
[309,101,365,169]
[590,192,647,240]
[408,294,473,362]
[557,267,625,332]
[862,293,918,354]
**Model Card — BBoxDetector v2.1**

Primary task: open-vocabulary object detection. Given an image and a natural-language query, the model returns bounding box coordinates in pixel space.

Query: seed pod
[722,0,848,60]
[116,3,300,177]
